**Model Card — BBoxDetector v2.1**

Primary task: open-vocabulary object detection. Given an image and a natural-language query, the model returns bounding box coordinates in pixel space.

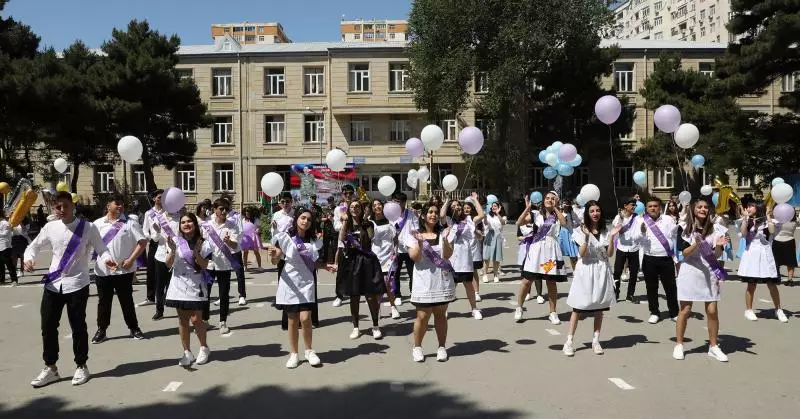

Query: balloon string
[608,127,619,208]
[460,156,474,192]
[671,133,687,191]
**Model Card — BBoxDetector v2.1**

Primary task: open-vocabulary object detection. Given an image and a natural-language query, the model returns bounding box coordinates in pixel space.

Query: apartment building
[211,22,291,44]
[340,19,408,42]
[611,0,733,43]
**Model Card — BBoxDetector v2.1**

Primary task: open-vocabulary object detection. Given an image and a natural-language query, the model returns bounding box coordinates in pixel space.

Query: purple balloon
[383,202,402,223]
[558,143,577,162]
[594,95,622,125]
[773,203,795,224]
[405,138,424,158]
[162,187,185,214]
[458,126,484,155]
[654,105,681,133]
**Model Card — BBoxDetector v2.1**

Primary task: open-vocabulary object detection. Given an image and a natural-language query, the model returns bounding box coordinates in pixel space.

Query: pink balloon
[162,187,185,214]
[654,105,681,133]
[405,138,424,158]
[558,143,577,162]
[773,203,795,224]
[458,127,484,155]
[594,95,621,125]
[383,202,402,223]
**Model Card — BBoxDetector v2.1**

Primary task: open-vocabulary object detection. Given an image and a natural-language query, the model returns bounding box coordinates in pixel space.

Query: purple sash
[620,214,637,234]
[693,233,728,281]
[452,220,467,240]
[518,232,534,266]
[644,215,675,259]
[177,237,213,284]
[291,234,317,273]
[344,232,375,255]
[531,214,556,244]
[92,218,125,261]
[201,222,242,270]
[421,237,455,273]
[395,209,410,232]
[43,219,87,284]
[155,212,176,238]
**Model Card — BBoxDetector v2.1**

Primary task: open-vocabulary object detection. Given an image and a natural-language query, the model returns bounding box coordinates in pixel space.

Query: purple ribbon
[344,232,375,255]
[395,209,410,233]
[644,215,675,259]
[693,233,728,281]
[620,214,637,234]
[531,214,556,244]
[43,219,87,284]
[155,212,176,238]
[291,234,317,273]
[177,236,213,284]
[421,236,455,273]
[201,222,242,270]
[92,218,125,261]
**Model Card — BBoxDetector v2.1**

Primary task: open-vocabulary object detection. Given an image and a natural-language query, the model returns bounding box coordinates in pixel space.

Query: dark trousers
[613,249,640,299]
[95,273,139,330]
[642,255,679,317]
[233,251,246,298]
[41,285,89,366]
[154,260,170,315]
[145,241,158,302]
[393,252,414,297]
[0,248,16,283]
[203,270,232,322]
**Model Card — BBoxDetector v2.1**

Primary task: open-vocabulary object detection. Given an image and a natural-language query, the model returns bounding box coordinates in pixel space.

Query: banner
[290,164,358,206]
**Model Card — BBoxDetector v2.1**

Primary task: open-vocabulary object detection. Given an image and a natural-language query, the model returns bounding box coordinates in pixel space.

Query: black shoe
[91,329,106,344]
[131,329,145,340]
[152,312,163,320]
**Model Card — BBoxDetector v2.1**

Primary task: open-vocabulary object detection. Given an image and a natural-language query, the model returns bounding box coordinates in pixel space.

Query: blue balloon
[538,150,548,164]
[487,194,498,205]
[633,170,647,186]
[557,163,574,176]
[552,141,563,151]
[568,154,582,167]
[691,154,705,168]
[543,167,558,179]
[530,191,543,204]
[772,177,785,186]
[634,201,645,215]
[712,192,719,206]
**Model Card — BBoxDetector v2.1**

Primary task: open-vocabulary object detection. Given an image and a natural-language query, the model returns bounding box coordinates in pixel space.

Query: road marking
[545,329,561,336]
[255,303,265,308]
[608,378,635,390]
[12,304,24,308]
[759,299,773,304]
[162,381,183,392]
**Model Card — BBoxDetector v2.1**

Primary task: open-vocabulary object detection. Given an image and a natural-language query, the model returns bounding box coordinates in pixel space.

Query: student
[772,211,797,285]
[201,199,241,335]
[462,198,486,301]
[482,201,507,282]
[638,197,679,324]
[0,210,16,285]
[369,199,401,320]
[516,196,544,304]
[611,197,641,302]
[143,190,180,320]
[442,194,482,320]
[241,209,263,271]
[331,185,356,307]
[390,192,418,305]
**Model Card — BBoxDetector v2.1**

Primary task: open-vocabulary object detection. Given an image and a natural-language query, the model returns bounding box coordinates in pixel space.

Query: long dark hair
[445,199,467,223]
[369,198,385,222]
[665,200,679,219]
[684,199,714,238]
[418,204,443,234]
[287,208,317,242]
[582,200,607,233]
[180,213,203,244]
[344,201,371,248]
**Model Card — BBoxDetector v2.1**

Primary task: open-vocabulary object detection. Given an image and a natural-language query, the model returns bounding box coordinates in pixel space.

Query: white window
[654,168,674,189]
[390,117,410,142]
[699,62,715,77]
[531,167,548,189]
[214,164,235,192]
[619,127,634,142]
[304,67,324,95]
[258,35,265,42]
[354,33,361,40]
[265,115,286,144]
[475,72,489,93]
[350,118,372,142]
[265,68,285,95]
[654,16,662,26]
[365,32,374,40]
[213,116,233,144]
[709,5,715,16]
[782,73,797,92]
[176,69,193,80]
[132,167,146,193]
[389,63,409,92]
[576,167,591,186]
[212,68,232,97]
[349,63,370,92]
[615,63,634,93]
[615,165,634,188]
[177,165,196,193]
[97,169,115,193]
[389,33,396,39]
[654,32,664,40]
[738,175,753,188]
[696,168,711,185]
[438,119,457,142]
[304,115,325,143]
[222,39,233,51]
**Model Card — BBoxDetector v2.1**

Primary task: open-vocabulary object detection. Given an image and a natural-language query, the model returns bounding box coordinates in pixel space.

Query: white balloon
[679,191,692,204]
[377,176,397,197]
[580,184,600,202]
[407,169,418,180]
[117,135,143,163]
[417,166,430,182]
[406,175,418,189]
[53,158,69,174]
[545,152,558,167]
[442,174,459,192]
[700,185,713,196]
[326,149,347,172]
[260,172,284,197]
[420,124,445,151]
[771,183,794,204]
[674,123,699,149]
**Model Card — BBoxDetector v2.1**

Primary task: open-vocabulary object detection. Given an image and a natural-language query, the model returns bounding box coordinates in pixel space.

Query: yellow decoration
[71,193,79,204]
[9,190,37,227]
[56,182,69,192]
[357,187,369,202]
[540,259,556,274]
[0,182,9,194]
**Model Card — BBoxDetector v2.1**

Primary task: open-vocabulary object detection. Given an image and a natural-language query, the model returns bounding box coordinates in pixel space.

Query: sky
[3,0,412,51]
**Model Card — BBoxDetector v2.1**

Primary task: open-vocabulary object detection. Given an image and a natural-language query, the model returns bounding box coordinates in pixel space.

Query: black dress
[335,230,386,297]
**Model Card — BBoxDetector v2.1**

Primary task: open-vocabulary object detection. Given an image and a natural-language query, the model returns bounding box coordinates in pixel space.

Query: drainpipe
[643,48,649,192]
[326,49,333,160]
[237,53,245,209]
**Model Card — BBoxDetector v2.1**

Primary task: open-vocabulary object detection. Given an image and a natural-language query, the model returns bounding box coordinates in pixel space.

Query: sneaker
[238,297,247,306]
[671,316,678,322]
[482,274,489,283]
[212,299,221,306]
[219,321,231,335]
[332,298,343,307]
[493,275,500,283]
[285,353,299,369]
[592,340,604,355]
[394,297,402,306]
[372,327,383,339]
[305,349,321,366]
[412,346,424,362]
[621,271,629,281]
[71,365,90,386]
[708,345,729,362]
[472,309,483,320]
[672,344,684,360]
[178,350,195,367]
[436,346,448,362]
[525,293,532,301]
[776,309,789,323]
[536,295,546,304]
[196,346,211,365]
[474,292,482,302]
[648,314,660,324]
[391,306,401,319]
[131,329,145,340]
[91,329,106,344]
[31,366,60,388]
[152,312,164,320]
[549,312,561,325]
[744,309,758,321]
[349,327,360,339]
[563,341,575,357]
[514,307,523,322]
[136,300,153,307]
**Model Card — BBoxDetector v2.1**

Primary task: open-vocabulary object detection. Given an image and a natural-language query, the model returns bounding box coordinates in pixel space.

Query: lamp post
[304,106,328,165]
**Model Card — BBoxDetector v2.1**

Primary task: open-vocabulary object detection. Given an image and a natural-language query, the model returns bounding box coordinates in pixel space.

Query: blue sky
[3,0,412,50]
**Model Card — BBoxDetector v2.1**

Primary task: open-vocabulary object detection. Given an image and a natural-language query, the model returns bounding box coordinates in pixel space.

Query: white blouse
[275,232,322,305]
[165,240,214,302]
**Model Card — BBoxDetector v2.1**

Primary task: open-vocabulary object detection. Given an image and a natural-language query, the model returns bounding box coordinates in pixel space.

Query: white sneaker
[436,346,449,362]
[349,327,360,339]
[671,316,678,322]
[383,300,391,307]
[776,309,789,323]
[372,327,383,339]
[196,346,210,365]
[391,306,401,319]
[238,297,247,306]
[493,275,500,283]
[219,321,230,335]
[472,309,483,320]
[474,292,482,302]
[71,365,90,386]
[708,345,729,362]
[332,298,342,307]
[744,309,758,321]
[672,344,684,360]
[481,274,489,283]
[621,271,629,281]
[31,366,60,388]
[285,353,299,369]
[514,307,523,322]
[549,312,561,325]
[305,349,321,366]
[525,294,532,301]
[563,341,575,356]
[592,340,604,355]
[536,295,546,304]
[179,350,195,367]
[394,297,402,306]
[648,314,660,324]
[136,300,153,307]
[212,299,220,306]
[412,346,424,362]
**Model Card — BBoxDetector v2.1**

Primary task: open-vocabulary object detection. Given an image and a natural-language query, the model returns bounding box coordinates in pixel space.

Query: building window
[258,35,265,42]
[245,26,255,32]
[654,168,674,189]
[354,33,361,40]
[696,168,711,185]
[245,35,256,42]
[438,118,458,142]
[304,115,325,143]
[264,115,286,144]
[699,62,715,77]
[654,16,662,26]
[389,63,409,92]
[475,118,493,141]
[132,166,146,193]
[475,72,489,93]
[96,168,115,193]
[365,33,374,40]
[214,164,235,192]
[654,31,663,40]
[212,68,232,97]
[350,117,372,142]
[709,5,715,16]
[222,39,233,51]
[782,73,797,92]
[258,26,265,33]
[304,67,325,95]
[738,175,753,188]
[389,33,396,39]
[176,69,193,80]
[177,165,196,193]
[213,116,233,144]
[390,116,410,142]
[615,164,634,188]
[265,68,285,96]
[615,63,634,93]
[349,63,370,92]
[576,168,591,186]
[531,167,548,189]
[233,26,243,32]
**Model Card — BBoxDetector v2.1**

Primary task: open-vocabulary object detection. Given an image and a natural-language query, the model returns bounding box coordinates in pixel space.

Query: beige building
[211,22,291,44]
[611,0,734,43]
[340,19,408,43]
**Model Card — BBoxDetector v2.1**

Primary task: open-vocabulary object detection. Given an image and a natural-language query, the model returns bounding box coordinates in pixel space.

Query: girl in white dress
[462,199,486,300]
[369,199,401,320]
[407,204,456,363]
[516,196,544,304]
[442,194,482,320]
[737,202,788,323]
[269,209,323,368]
[563,201,622,357]
[482,201,507,282]
[164,213,214,367]
[673,199,730,362]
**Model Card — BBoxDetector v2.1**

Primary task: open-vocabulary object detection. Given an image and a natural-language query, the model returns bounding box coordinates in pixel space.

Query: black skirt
[278,303,316,313]
[336,248,386,297]
[739,275,781,284]
[166,299,205,310]
[772,240,798,268]
[278,259,320,330]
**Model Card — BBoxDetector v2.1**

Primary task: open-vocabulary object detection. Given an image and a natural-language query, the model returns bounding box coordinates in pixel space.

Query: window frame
[350,117,372,143]
[348,63,371,92]
[177,165,197,193]
[390,117,410,142]
[213,116,234,145]
[264,115,286,144]
[304,115,325,143]
[214,163,235,193]
[96,169,116,193]
[654,168,674,189]
[389,63,409,92]
[304,67,325,95]
[265,67,286,96]
[212,68,232,97]
[614,63,635,93]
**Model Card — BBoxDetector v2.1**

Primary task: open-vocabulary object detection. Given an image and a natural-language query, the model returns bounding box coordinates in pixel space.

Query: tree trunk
[70,162,80,193]
[142,144,157,192]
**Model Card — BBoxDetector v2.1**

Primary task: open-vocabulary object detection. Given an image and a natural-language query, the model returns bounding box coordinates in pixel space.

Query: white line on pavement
[608,378,635,390]
[163,381,183,392]
[12,304,24,308]
[545,329,561,336]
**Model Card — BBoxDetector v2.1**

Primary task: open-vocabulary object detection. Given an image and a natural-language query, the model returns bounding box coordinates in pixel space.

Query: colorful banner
[290,164,358,206]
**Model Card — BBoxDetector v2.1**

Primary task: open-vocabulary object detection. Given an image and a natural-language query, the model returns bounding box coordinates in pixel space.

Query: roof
[211,22,282,27]
[600,39,727,50]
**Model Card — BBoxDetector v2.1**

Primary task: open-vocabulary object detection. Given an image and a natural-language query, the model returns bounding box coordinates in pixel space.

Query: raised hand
[716,234,730,247]
[167,236,177,251]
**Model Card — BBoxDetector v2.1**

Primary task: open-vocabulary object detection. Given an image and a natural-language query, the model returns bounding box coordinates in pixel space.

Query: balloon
[545,153,558,167]
[458,126,484,155]
[56,182,69,192]
[326,149,347,172]
[538,150,548,164]
[260,172,284,197]
[405,138,424,158]
[634,201,645,215]
[377,176,397,197]
[772,177,785,186]
[71,193,78,204]
[407,169,418,180]
[691,154,705,168]
[568,154,583,167]
[530,191,543,204]
[712,192,719,206]
[674,123,699,149]
[162,187,186,214]
[594,95,622,125]
[654,105,681,133]
[551,141,563,150]
[441,174,458,192]
[543,167,558,179]
[417,166,430,182]
[421,124,445,151]
[575,194,587,206]
[407,175,418,189]
[771,183,794,204]
[486,194,498,205]
[383,202,402,222]
[558,143,577,162]
[633,171,647,186]
[557,163,574,176]
[117,135,143,163]
[54,158,69,174]
[580,184,601,202]
[700,185,713,196]
[678,191,692,205]
[0,182,9,194]
[773,203,795,224]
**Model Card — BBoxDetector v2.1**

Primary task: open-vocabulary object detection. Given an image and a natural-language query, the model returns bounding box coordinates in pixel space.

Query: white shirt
[24,218,110,294]
[0,220,12,251]
[446,221,475,273]
[227,211,245,253]
[203,218,240,271]
[275,232,322,305]
[271,210,293,245]
[142,207,162,241]
[333,203,348,232]
[396,208,420,254]
[93,215,146,276]
[612,213,641,252]
[146,210,180,262]
[165,240,214,302]
[636,214,677,257]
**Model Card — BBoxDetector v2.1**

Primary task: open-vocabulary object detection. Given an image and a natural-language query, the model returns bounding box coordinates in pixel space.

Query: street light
[304,106,328,165]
